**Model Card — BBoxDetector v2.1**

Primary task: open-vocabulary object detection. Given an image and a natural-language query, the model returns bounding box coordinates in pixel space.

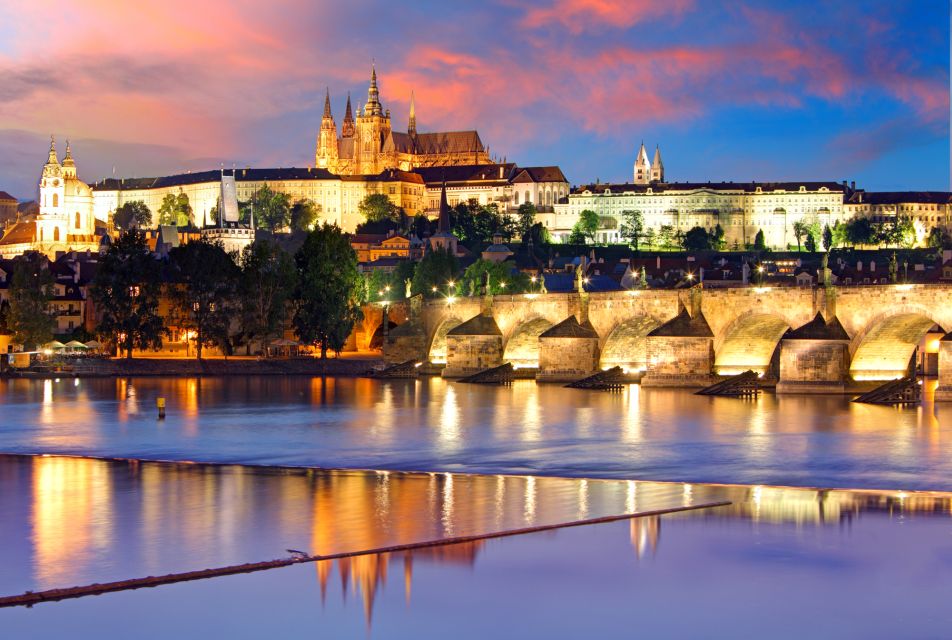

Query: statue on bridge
[575,262,585,293]
[405,278,412,299]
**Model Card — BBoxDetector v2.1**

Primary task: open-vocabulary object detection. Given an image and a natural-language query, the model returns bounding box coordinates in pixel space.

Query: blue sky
[0,0,947,199]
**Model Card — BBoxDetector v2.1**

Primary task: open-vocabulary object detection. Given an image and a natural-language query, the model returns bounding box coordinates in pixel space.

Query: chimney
[850,180,856,191]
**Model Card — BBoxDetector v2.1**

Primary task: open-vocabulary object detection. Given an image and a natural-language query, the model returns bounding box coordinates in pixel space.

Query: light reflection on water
[1,454,952,637]
[0,376,950,489]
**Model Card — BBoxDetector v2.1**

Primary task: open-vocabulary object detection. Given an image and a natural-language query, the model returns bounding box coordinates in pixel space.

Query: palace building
[315,66,491,175]
[0,138,101,259]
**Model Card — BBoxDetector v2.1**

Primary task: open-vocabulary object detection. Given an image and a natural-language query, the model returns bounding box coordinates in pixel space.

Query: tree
[753,229,766,251]
[928,226,951,249]
[8,255,55,349]
[157,191,192,227]
[451,201,514,248]
[290,199,320,232]
[683,226,712,251]
[358,193,401,223]
[412,247,459,297]
[238,240,296,352]
[572,209,600,244]
[711,224,726,251]
[658,225,675,250]
[169,240,239,359]
[804,233,817,252]
[252,185,292,232]
[643,227,656,250]
[113,201,152,231]
[293,223,363,360]
[845,217,875,246]
[619,210,645,250]
[516,203,537,243]
[822,224,833,251]
[792,221,807,252]
[458,259,530,296]
[91,231,165,358]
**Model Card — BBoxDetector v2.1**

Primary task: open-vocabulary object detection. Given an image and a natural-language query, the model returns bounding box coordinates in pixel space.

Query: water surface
[0,376,947,489]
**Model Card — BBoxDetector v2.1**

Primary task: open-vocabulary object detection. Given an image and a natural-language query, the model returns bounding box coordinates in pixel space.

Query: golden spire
[408,90,416,136]
[47,135,58,165]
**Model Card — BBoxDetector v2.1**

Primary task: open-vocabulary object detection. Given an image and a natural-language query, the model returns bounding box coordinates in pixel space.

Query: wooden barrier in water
[457,362,515,385]
[372,359,420,379]
[0,500,730,608]
[565,366,627,391]
[852,377,921,405]
[696,370,760,397]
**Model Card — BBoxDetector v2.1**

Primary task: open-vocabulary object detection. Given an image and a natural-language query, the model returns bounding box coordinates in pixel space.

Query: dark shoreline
[1,356,385,379]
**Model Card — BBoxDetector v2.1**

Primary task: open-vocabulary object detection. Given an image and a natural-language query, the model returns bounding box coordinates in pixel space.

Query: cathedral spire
[63,139,74,163]
[366,63,382,116]
[633,140,651,185]
[650,144,664,182]
[342,92,354,138]
[437,179,450,233]
[408,90,416,137]
[323,88,333,119]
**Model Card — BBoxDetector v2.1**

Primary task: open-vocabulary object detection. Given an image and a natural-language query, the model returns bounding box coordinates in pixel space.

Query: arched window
[53,227,60,242]
[52,194,58,207]
[524,190,530,204]
[514,191,519,205]
[75,212,81,229]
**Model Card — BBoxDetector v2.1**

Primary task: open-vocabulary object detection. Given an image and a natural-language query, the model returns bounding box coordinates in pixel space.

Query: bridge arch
[427,316,464,364]
[714,312,793,376]
[849,307,944,380]
[503,317,554,368]
[599,315,663,372]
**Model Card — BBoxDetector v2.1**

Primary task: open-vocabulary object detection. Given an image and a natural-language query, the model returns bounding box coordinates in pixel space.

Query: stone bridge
[378,284,952,396]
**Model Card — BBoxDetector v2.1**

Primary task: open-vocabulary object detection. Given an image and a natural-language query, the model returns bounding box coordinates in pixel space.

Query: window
[75,212,81,229]
[52,193,58,207]
[53,227,60,242]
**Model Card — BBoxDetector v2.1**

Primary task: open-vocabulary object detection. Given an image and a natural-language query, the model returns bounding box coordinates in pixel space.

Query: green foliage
[359,193,401,223]
[251,185,292,232]
[113,201,152,231]
[804,233,817,252]
[292,223,363,359]
[8,255,55,348]
[792,221,807,251]
[411,247,459,297]
[845,217,875,246]
[157,191,192,227]
[754,229,766,251]
[683,226,713,251]
[451,201,515,248]
[643,227,656,249]
[169,240,239,359]
[928,226,951,249]
[290,199,320,232]
[572,210,600,244]
[658,225,676,249]
[711,224,725,251]
[619,210,644,250]
[822,224,834,251]
[516,202,537,242]
[238,240,297,349]
[92,231,165,358]
[458,259,530,296]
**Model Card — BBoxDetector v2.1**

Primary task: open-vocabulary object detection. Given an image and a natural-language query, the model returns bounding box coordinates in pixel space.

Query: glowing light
[753,287,771,293]
[524,293,538,300]
[757,265,765,273]
[626,289,639,296]
[686,273,694,280]
[896,284,914,291]
[446,296,457,304]
[530,276,537,283]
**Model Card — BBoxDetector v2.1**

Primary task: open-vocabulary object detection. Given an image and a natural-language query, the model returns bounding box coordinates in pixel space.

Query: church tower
[633,141,651,185]
[650,145,664,182]
[315,88,339,169]
[354,64,392,174]
[408,90,417,138]
[342,93,354,138]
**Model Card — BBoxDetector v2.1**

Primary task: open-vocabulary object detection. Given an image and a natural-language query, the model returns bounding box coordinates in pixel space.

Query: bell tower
[315,88,339,170]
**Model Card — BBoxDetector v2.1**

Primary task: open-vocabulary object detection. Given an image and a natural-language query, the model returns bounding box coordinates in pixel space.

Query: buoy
[156,397,166,419]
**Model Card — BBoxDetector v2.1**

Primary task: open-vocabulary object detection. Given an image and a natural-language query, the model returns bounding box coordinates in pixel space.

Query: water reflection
[4,454,952,626]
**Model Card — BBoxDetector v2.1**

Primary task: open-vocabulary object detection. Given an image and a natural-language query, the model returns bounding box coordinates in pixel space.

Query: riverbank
[3,356,384,379]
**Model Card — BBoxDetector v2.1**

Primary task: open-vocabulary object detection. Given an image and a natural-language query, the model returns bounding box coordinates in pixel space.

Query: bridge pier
[537,316,600,382]
[935,334,952,401]
[641,308,715,387]
[443,314,503,378]
[776,313,851,394]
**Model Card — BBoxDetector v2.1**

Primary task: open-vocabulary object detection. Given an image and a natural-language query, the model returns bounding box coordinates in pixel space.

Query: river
[0,376,947,490]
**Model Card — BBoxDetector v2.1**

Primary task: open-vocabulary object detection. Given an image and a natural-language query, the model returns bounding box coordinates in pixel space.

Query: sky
[0,0,948,200]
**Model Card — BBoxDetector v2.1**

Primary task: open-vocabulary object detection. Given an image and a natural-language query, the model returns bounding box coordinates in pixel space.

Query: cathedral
[0,137,100,259]
[315,66,492,175]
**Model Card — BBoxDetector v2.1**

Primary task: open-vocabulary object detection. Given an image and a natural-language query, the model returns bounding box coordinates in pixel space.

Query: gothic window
[524,191,530,204]
[75,212,81,229]
[513,192,519,205]
[52,194,58,207]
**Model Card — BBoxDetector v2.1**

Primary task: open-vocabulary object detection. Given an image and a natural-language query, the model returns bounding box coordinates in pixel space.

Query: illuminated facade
[0,138,100,259]
[316,66,491,175]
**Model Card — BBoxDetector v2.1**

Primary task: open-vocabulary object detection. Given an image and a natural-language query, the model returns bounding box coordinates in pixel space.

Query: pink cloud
[521,0,694,33]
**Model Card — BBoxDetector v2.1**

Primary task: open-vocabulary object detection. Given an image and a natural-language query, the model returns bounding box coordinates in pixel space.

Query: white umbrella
[64,340,88,349]
[84,340,102,349]
[44,341,66,350]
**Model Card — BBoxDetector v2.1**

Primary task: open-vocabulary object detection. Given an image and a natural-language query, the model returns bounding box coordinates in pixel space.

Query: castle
[315,66,492,175]
[0,137,100,258]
